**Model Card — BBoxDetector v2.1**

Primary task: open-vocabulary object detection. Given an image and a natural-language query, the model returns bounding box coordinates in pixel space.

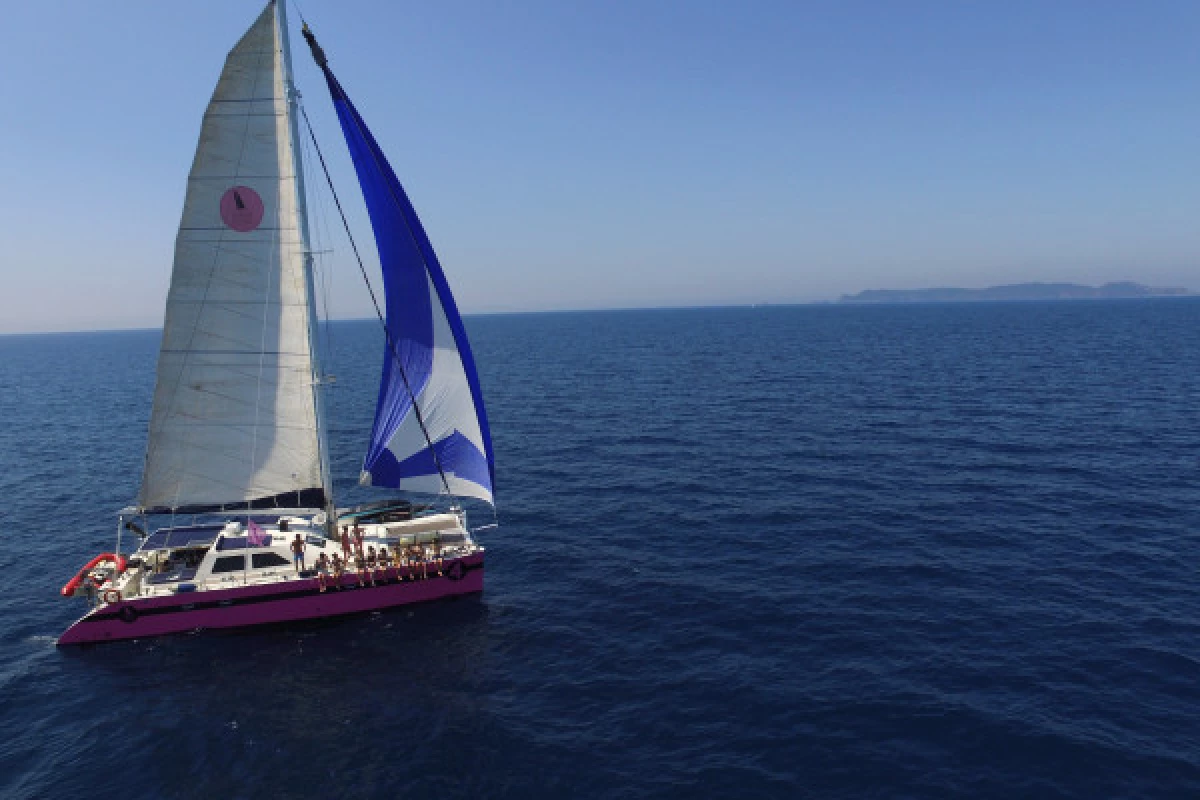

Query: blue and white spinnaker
[313,55,495,505]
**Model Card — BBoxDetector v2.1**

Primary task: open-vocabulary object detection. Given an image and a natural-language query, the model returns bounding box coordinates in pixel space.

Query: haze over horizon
[2,0,1199,334]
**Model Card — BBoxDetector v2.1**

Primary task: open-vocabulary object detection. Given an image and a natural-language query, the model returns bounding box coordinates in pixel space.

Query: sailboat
[58,1,495,645]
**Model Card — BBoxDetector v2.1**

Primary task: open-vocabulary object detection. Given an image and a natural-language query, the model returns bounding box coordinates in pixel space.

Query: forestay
[139,2,325,514]
[307,47,495,505]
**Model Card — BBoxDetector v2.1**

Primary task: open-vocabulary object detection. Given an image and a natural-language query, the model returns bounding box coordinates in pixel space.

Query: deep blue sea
[1,301,1199,798]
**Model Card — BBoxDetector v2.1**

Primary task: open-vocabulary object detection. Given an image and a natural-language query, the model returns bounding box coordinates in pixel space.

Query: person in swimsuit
[376,546,391,581]
[354,549,369,587]
[411,543,427,579]
[290,533,306,573]
[331,553,344,589]
[340,526,351,559]
[353,525,365,559]
[398,544,409,573]
[315,552,330,592]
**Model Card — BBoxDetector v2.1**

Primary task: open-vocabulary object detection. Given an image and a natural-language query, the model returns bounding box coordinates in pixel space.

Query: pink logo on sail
[219,186,264,232]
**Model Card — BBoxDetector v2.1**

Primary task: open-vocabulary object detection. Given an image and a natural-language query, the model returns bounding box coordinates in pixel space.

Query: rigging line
[298,105,455,500]
[288,0,308,27]
[309,128,338,374]
[299,118,333,374]
[282,8,334,527]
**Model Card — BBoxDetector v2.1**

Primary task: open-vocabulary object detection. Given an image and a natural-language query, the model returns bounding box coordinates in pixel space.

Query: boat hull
[58,555,483,646]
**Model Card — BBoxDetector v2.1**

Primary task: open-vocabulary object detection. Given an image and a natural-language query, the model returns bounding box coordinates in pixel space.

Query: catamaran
[58,1,495,645]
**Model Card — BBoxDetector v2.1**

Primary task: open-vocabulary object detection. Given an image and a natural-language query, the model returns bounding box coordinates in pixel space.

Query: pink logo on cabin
[219,186,264,232]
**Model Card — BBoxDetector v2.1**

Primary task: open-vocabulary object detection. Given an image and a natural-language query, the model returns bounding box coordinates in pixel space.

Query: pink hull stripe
[58,557,483,645]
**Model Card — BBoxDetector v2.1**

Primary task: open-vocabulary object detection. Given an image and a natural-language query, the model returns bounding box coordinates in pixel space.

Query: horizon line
[4,294,1199,337]
[0,301,821,337]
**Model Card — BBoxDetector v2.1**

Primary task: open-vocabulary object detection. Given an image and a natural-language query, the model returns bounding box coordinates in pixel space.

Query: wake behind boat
[59,1,496,645]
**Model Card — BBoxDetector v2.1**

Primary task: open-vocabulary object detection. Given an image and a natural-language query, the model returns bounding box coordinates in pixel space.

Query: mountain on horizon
[839,281,1192,304]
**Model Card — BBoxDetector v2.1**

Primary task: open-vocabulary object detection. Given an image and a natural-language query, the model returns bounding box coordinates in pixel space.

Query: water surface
[1,301,1198,798]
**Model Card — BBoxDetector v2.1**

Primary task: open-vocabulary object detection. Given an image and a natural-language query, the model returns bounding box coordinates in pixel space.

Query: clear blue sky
[2,0,1198,333]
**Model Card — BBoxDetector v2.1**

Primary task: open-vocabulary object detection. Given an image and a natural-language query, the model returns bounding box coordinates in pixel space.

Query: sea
[1,301,1198,799]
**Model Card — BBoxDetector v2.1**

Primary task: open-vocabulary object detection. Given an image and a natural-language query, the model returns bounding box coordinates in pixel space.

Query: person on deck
[290,533,306,573]
[354,547,369,587]
[372,546,388,582]
[331,553,345,588]
[431,536,443,576]
[409,543,427,579]
[315,552,330,592]
[398,544,412,582]
[340,526,352,559]
[353,524,365,558]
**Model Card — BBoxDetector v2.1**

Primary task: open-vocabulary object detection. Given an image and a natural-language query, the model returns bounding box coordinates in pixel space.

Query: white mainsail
[138,2,324,512]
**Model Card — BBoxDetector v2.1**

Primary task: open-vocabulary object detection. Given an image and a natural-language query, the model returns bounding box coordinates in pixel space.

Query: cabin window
[211,555,246,574]
[251,552,290,569]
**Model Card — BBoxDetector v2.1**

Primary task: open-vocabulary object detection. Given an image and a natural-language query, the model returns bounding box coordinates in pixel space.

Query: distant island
[839,281,1192,304]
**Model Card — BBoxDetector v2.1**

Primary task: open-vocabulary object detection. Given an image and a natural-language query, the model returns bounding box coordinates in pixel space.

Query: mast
[277,0,336,532]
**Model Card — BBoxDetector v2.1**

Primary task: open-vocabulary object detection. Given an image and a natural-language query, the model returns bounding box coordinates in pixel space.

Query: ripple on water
[1,304,1199,797]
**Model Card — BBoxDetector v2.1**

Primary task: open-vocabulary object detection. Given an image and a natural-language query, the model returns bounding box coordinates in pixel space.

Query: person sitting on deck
[315,552,330,592]
[331,553,345,588]
[290,533,306,573]
[409,543,427,579]
[374,546,389,581]
[374,546,390,581]
[354,548,369,587]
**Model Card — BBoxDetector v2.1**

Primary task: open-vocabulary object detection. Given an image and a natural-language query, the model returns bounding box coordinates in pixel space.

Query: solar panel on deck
[142,525,222,551]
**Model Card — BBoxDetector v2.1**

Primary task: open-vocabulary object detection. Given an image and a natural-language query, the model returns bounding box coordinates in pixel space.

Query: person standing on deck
[340,525,351,559]
[291,533,306,573]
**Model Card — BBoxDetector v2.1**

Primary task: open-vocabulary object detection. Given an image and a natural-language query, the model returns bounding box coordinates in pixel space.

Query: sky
[1,0,1199,333]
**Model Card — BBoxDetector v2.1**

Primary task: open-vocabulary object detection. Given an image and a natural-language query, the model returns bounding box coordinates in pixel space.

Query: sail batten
[306,44,495,506]
[138,2,325,514]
